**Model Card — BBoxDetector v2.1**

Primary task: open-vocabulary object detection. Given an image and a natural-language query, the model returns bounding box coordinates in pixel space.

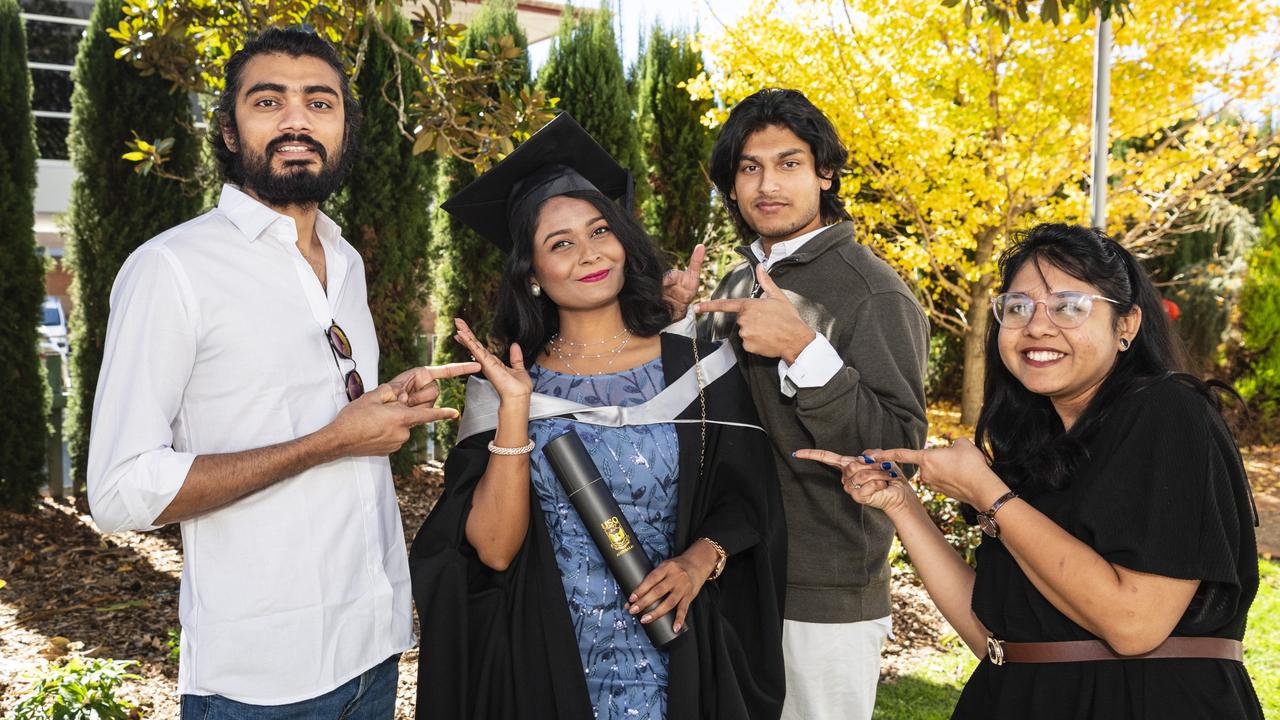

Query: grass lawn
[873,557,1280,719]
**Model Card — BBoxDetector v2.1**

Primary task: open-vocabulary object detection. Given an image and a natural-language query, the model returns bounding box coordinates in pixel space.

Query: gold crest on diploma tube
[601,516,633,556]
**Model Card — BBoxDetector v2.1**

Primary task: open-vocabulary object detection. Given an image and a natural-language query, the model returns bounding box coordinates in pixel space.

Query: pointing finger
[872,448,926,467]
[695,298,749,315]
[421,361,482,380]
[793,448,857,469]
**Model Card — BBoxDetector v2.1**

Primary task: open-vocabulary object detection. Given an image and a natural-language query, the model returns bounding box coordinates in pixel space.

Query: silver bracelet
[487,438,536,456]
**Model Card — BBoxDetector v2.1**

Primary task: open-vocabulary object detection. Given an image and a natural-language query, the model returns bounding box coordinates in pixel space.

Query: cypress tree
[65,0,202,488]
[335,11,435,474]
[536,7,643,201]
[0,0,49,511]
[427,0,529,449]
[1239,197,1280,438]
[635,26,713,260]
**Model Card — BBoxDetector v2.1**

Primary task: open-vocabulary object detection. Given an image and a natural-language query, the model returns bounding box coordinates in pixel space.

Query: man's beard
[234,132,352,208]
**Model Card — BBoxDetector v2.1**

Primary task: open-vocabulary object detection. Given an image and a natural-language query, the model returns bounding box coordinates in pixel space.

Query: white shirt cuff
[777,334,843,397]
[663,304,697,338]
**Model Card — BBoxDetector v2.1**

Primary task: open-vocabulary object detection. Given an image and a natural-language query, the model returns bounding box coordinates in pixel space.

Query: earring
[531,282,542,297]
[1119,338,1131,351]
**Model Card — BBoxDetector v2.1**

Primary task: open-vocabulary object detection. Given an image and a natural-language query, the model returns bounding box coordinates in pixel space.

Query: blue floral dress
[527,358,680,720]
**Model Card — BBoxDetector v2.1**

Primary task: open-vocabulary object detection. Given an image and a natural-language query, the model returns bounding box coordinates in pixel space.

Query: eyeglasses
[990,291,1121,330]
[326,321,364,401]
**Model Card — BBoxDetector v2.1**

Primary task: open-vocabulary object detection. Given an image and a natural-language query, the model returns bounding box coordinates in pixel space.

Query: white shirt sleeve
[662,303,698,338]
[777,333,844,398]
[87,247,200,533]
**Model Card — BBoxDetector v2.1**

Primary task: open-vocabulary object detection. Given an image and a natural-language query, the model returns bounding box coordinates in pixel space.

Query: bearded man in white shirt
[87,28,478,719]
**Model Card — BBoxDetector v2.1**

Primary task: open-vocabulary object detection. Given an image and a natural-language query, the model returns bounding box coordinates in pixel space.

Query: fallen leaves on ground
[2,432,1276,714]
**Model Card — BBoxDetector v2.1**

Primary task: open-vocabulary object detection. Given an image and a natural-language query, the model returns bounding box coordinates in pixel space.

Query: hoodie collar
[735,221,853,268]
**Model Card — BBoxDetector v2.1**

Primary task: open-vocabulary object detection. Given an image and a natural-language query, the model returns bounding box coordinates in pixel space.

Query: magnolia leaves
[108,0,556,177]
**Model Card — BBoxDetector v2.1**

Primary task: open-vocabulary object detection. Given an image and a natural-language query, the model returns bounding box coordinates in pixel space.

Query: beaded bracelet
[487,438,536,456]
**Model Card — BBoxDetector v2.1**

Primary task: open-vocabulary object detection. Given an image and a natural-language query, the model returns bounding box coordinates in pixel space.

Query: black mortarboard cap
[440,112,635,253]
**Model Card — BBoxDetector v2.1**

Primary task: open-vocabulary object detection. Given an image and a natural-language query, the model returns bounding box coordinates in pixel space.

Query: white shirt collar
[750,224,833,267]
[217,184,343,249]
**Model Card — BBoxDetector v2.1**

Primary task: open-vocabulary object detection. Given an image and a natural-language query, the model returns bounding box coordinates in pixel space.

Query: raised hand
[793,448,917,514]
[661,242,707,321]
[873,439,1009,511]
[453,317,533,404]
[388,361,481,407]
[695,264,816,362]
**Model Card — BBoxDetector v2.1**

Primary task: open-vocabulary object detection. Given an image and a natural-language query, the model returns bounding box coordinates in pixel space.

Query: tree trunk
[960,283,991,425]
[960,229,998,425]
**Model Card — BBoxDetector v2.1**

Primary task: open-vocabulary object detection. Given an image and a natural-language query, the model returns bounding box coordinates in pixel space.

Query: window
[21,0,93,161]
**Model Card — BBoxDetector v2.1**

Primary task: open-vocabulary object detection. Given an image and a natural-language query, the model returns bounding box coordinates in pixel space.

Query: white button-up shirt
[87,185,414,705]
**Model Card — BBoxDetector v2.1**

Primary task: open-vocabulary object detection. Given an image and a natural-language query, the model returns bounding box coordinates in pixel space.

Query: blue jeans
[181,654,399,720]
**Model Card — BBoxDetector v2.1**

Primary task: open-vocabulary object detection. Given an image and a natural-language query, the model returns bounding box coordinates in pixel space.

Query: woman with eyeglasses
[797,223,1261,719]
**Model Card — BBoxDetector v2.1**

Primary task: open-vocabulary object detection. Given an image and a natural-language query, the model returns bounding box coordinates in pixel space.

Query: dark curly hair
[709,88,851,239]
[495,189,672,366]
[212,28,362,185]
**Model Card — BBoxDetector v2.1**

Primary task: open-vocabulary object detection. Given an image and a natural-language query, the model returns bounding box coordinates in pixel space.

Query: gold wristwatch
[701,537,728,580]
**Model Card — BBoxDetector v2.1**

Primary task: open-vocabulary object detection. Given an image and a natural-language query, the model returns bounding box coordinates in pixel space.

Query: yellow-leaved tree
[690,0,1280,422]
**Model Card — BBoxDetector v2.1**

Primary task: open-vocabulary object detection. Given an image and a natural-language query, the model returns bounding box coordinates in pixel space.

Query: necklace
[554,326,631,349]
[549,330,632,375]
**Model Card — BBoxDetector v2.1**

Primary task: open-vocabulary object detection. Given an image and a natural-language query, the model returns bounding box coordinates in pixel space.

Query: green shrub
[537,6,643,207]
[335,11,435,474]
[166,627,180,664]
[1166,256,1246,374]
[427,0,529,452]
[5,658,140,720]
[65,0,202,488]
[635,26,714,261]
[918,486,982,567]
[925,333,963,405]
[1238,197,1280,438]
[0,0,49,511]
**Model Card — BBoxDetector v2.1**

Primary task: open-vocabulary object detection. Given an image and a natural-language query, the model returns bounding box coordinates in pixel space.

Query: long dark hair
[974,223,1221,498]
[709,88,851,239]
[494,189,671,366]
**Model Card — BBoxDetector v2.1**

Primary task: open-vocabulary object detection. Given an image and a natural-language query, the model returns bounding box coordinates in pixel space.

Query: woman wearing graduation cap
[408,114,787,720]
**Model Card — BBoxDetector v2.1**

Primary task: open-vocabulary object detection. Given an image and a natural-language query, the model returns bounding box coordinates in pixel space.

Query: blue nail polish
[880,461,893,470]
[861,455,874,464]
[888,471,898,478]
[791,451,797,457]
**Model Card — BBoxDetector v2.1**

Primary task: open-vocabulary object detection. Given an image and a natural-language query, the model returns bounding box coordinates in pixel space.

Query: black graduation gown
[408,334,787,720]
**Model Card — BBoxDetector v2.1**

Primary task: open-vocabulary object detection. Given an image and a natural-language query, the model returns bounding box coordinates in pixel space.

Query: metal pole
[1089,13,1113,229]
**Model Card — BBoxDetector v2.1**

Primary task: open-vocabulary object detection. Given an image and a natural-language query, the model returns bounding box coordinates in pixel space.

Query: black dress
[954,376,1262,719]
[408,335,788,719]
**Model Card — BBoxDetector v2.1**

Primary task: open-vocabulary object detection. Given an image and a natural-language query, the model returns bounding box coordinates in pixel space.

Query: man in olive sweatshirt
[667,88,929,720]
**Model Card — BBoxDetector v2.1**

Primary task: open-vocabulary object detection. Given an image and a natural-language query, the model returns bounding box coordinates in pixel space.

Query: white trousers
[779,616,892,720]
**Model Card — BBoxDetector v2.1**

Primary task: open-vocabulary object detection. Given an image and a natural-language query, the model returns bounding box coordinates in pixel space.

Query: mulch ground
[4,427,1277,716]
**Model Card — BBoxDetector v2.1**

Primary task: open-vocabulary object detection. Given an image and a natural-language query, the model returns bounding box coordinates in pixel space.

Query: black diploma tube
[543,429,686,648]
